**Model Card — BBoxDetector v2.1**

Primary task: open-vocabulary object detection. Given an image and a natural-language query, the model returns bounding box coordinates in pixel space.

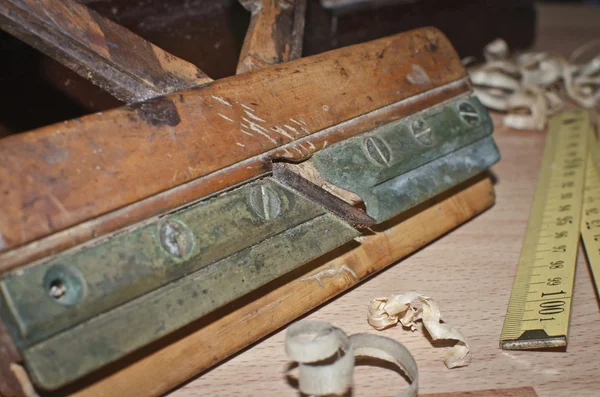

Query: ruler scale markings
[580,122,600,299]
[501,109,589,350]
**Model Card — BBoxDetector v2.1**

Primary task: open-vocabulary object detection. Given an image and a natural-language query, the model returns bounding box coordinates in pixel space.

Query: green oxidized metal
[0,178,356,348]
[23,213,357,390]
[308,95,500,222]
[0,177,358,390]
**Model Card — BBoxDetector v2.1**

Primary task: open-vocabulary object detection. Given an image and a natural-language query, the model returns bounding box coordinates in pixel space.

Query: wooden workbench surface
[169,5,600,397]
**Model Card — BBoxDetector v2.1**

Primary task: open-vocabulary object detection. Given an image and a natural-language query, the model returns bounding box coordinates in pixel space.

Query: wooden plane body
[0,1,498,395]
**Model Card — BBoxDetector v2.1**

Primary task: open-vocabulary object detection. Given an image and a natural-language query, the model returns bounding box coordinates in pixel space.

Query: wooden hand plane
[0,1,499,395]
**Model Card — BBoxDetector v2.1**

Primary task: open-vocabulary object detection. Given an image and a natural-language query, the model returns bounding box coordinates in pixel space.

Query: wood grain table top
[168,5,600,397]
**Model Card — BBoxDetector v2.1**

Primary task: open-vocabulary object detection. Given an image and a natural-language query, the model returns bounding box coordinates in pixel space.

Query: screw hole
[48,279,67,300]
[44,265,85,306]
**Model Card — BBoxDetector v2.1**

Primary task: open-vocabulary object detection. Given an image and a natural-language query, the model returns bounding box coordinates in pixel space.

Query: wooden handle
[0,0,212,103]
[237,0,307,74]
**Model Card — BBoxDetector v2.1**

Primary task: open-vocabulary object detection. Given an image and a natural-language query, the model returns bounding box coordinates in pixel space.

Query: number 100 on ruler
[501,110,589,350]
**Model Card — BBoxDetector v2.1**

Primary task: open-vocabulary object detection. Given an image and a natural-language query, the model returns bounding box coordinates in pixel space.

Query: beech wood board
[422,388,538,397]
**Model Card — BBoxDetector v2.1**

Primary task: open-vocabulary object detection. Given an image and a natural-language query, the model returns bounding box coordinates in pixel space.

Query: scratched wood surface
[0,27,468,269]
[0,0,212,103]
[167,113,600,397]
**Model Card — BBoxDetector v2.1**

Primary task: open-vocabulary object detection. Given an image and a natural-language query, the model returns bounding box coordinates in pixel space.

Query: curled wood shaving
[367,292,471,369]
[468,39,600,130]
[285,320,418,397]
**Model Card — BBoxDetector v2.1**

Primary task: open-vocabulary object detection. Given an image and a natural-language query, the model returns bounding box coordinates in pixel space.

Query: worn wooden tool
[0,1,499,396]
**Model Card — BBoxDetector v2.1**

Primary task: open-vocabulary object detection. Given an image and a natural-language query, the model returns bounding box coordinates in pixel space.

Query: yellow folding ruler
[501,109,599,350]
[581,130,600,297]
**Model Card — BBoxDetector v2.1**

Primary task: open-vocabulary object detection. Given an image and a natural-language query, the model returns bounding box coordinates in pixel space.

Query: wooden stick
[0,0,212,103]
[65,175,494,397]
[237,0,307,74]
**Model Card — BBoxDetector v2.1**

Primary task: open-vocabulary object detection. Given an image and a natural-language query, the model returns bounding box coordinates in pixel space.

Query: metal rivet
[159,220,194,258]
[364,136,391,166]
[411,119,434,146]
[248,185,282,221]
[44,265,86,306]
[458,102,480,126]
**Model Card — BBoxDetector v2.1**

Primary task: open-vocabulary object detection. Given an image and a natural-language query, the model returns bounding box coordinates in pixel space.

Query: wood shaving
[285,320,418,397]
[367,291,470,369]
[467,39,600,130]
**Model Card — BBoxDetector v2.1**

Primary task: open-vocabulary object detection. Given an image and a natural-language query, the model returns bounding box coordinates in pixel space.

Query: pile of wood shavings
[467,39,600,130]
[368,292,470,369]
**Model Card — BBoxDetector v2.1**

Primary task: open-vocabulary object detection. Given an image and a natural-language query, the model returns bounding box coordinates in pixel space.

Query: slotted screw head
[248,184,282,221]
[458,102,480,126]
[411,119,434,146]
[159,220,194,258]
[364,136,392,166]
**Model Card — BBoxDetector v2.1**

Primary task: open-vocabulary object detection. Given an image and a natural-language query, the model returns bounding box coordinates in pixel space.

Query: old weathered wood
[64,175,494,397]
[237,0,307,74]
[0,0,212,103]
[0,27,468,269]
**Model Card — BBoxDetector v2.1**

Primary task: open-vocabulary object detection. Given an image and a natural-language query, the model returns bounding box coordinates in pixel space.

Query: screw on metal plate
[458,102,480,126]
[364,136,392,166]
[411,119,434,146]
[158,220,194,258]
[43,265,85,306]
[248,184,282,221]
